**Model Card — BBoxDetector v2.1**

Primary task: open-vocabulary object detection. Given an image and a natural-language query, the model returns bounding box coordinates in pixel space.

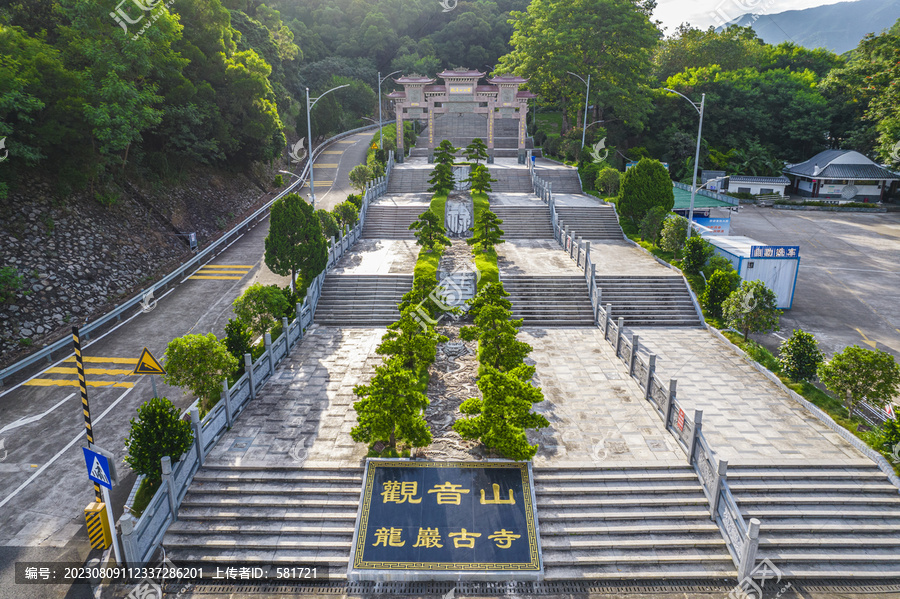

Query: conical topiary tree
[467,208,504,252]
[409,210,451,252]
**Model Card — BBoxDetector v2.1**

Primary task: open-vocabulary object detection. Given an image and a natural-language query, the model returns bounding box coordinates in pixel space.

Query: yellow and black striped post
[72,327,102,503]
[84,502,111,549]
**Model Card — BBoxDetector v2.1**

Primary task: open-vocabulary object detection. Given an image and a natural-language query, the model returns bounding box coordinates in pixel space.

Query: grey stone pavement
[524,328,684,466]
[204,326,382,470]
[631,326,866,465]
[330,239,419,275]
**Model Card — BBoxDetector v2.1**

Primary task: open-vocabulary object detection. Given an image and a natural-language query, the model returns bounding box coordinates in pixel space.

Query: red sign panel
[676,409,685,431]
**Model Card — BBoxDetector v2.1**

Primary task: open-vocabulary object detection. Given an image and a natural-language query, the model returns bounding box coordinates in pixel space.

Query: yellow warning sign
[133,348,166,376]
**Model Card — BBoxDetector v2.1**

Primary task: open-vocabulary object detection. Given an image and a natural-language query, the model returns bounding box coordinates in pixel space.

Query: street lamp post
[306,83,349,206]
[664,88,706,239]
[377,70,401,150]
[567,72,591,149]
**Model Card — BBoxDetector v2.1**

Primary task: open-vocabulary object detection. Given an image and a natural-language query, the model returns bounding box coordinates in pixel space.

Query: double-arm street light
[664,87,706,238]
[306,83,349,206]
[567,71,591,149]
[377,70,401,150]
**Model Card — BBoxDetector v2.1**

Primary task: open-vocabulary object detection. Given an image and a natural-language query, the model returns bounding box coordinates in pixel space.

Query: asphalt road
[726,205,900,359]
[0,129,373,599]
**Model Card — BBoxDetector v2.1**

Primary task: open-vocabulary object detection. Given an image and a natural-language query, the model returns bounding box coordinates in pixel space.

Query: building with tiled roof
[784,149,899,202]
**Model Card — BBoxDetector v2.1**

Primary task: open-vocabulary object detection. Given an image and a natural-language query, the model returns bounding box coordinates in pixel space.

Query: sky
[652,0,850,33]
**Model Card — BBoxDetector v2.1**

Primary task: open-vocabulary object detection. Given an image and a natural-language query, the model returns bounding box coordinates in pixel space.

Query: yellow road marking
[196,269,251,274]
[300,181,333,186]
[189,275,245,280]
[25,379,135,388]
[201,265,254,269]
[314,163,339,168]
[854,328,878,348]
[63,357,138,365]
[47,367,136,376]
[323,151,342,154]
[335,140,355,143]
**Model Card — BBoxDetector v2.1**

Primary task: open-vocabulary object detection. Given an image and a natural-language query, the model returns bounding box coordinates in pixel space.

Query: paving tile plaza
[523,327,684,466]
[631,327,866,464]
[329,239,418,274]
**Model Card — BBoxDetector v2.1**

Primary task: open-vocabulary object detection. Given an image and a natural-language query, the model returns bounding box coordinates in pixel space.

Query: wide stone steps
[594,276,701,327]
[491,206,554,238]
[315,275,411,326]
[502,276,595,327]
[486,167,533,193]
[164,467,363,576]
[536,169,583,193]
[555,206,622,239]
[728,463,900,578]
[534,465,735,579]
[362,205,428,238]
[385,169,432,194]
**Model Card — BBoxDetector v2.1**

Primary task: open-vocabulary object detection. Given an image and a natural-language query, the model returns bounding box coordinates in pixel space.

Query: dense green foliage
[232,284,290,338]
[778,329,825,382]
[333,201,360,229]
[722,280,781,341]
[124,397,195,480]
[376,309,448,371]
[681,237,714,274]
[700,268,741,319]
[468,209,504,253]
[618,159,674,223]
[265,193,327,293]
[468,164,497,194]
[0,267,24,303]
[316,209,340,240]
[351,357,432,452]
[595,167,621,197]
[658,214,688,253]
[224,318,253,375]
[464,138,489,165]
[409,210,451,253]
[638,206,668,245]
[818,346,900,413]
[163,333,238,411]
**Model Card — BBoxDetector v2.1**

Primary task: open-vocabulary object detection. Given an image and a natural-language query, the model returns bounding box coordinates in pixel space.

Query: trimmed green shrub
[701,269,741,319]
[722,280,781,341]
[639,206,668,244]
[124,397,194,480]
[681,236,715,274]
[777,329,825,382]
[617,157,674,222]
[659,214,688,253]
[818,345,900,413]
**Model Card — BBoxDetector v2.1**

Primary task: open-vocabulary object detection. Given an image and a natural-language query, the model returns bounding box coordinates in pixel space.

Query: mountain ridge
[716,0,900,53]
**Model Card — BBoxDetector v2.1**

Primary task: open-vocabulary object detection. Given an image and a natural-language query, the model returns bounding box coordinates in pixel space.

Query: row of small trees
[428,139,497,194]
[454,283,549,460]
[684,237,900,421]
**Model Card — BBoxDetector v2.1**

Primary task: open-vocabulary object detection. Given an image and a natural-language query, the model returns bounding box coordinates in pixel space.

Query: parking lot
[721,204,900,359]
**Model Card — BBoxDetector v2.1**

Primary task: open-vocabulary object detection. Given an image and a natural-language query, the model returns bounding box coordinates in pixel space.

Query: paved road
[0,130,372,599]
[728,205,900,359]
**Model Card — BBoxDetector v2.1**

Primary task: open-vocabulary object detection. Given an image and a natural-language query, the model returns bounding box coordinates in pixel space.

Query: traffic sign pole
[151,376,157,399]
[73,327,102,503]
[101,485,121,565]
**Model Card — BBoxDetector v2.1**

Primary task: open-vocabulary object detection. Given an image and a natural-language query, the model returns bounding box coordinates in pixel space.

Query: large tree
[265,193,327,294]
[818,346,900,415]
[498,0,661,130]
[617,158,674,223]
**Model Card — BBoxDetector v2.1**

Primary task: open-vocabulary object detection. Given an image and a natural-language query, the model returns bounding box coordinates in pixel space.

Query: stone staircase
[534,465,736,580]
[491,206,554,239]
[487,167,533,192]
[386,169,432,194]
[502,275,595,326]
[362,205,427,239]
[537,168,582,193]
[595,276,702,327]
[728,463,900,579]
[314,275,411,326]
[555,206,623,240]
[164,466,362,577]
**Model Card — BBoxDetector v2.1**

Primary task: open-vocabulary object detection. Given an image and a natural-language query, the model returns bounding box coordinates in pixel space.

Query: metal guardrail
[118,151,393,567]
[0,124,383,387]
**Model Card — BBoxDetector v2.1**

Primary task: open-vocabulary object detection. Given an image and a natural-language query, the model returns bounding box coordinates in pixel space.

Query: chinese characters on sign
[749,245,800,259]
[351,461,541,575]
